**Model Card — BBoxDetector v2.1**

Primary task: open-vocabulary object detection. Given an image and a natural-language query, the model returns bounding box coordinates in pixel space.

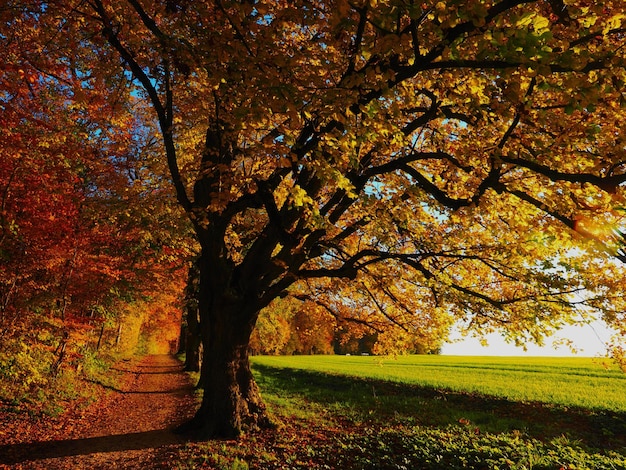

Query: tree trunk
[184,311,201,373]
[115,322,122,346]
[183,324,270,438]
[176,254,273,439]
[183,260,202,373]
[96,322,105,351]
[177,304,272,438]
[177,323,186,355]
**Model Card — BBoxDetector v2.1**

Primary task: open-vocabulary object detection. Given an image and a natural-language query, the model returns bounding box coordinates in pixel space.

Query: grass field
[251,354,626,413]
[177,355,626,469]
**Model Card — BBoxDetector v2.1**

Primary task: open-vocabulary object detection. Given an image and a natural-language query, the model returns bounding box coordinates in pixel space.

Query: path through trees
[0,355,196,469]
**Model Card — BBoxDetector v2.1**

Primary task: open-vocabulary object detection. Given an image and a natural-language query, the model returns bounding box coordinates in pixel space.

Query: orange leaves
[0,1,194,392]
[12,0,626,366]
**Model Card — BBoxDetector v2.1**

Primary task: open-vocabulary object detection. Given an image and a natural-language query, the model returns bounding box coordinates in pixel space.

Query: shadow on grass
[0,429,184,465]
[252,364,626,450]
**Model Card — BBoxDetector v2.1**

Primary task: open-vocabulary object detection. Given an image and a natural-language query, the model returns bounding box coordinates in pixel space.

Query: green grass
[177,355,626,469]
[251,355,626,412]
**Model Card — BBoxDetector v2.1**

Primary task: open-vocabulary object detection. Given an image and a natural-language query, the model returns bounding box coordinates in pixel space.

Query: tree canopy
[3,0,626,436]
[0,2,193,408]
[71,0,626,345]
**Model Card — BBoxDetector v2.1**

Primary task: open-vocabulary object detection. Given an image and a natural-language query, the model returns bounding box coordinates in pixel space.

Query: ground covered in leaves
[0,355,196,469]
[1,356,625,469]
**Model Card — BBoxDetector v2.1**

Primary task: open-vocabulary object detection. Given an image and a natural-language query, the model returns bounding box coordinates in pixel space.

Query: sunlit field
[167,354,626,469]
[251,355,626,412]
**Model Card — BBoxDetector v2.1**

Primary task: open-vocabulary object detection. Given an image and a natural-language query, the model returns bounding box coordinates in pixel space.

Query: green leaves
[331,426,626,470]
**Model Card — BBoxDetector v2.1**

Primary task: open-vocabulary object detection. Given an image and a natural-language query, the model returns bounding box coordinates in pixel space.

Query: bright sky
[441,320,615,357]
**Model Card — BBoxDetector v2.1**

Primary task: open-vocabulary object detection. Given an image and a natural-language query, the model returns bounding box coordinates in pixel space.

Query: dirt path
[0,355,197,469]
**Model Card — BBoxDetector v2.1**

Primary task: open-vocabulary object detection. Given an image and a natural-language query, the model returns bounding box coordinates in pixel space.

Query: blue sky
[441,320,615,357]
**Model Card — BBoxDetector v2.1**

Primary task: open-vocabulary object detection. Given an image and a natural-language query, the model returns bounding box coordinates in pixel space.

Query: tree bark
[183,261,202,373]
[187,328,270,437]
[177,323,186,355]
[177,304,272,438]
[176,254,273,438]
[96,322,105,351]
[115,322,122,346]
[184,311,201,373]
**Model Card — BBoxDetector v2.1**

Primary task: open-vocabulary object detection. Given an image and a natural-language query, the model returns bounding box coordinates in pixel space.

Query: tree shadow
[252,364,626,450]
[110,367,183,375]
[86,378,193,395]
[0,356,198,466]
[0,429,184,465]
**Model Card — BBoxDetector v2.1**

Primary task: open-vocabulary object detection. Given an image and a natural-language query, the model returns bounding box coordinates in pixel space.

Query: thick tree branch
[91,0,192,212]
[345,4,368,76]
[501,156,626,192]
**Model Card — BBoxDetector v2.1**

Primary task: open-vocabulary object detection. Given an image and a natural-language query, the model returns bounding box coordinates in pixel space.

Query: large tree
[21,0,626,437]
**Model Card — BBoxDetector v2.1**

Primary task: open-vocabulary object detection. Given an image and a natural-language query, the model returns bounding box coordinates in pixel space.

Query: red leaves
[0,3,191,390]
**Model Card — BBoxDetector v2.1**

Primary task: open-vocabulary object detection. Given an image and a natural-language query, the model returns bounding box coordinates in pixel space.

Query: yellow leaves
[532,15,551,33]
[225,226,244,263]
[466,76,489,102]
[580,10,597,28]
[271,177,322,225]
[515,12,550,33]
[434,2,446,13]
[572,205,625,259]
[428,1,463,28]
[335,173,358,198]
[273,179,290,210]
[573,215,614,242]
[575,8,626,35]
[290,184,313,207]
[212,78,226,91]
[603,13,626,36]
[271,242,283,258]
